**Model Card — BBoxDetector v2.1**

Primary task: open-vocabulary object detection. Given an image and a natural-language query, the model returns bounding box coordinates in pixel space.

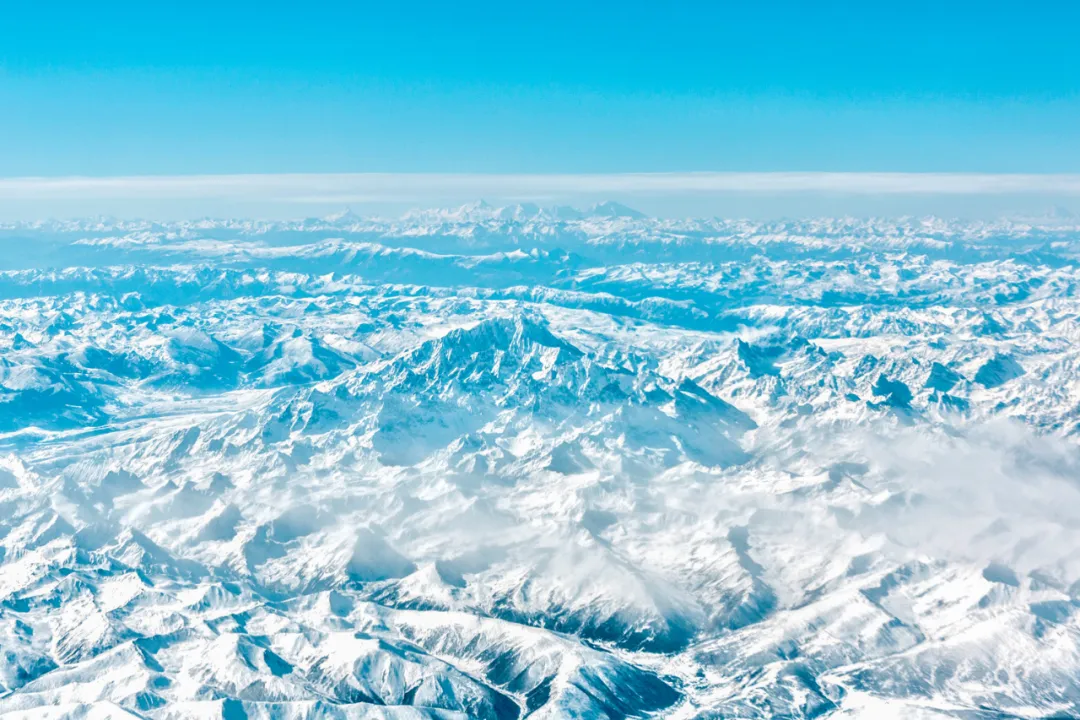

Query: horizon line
[4,172,1080,201]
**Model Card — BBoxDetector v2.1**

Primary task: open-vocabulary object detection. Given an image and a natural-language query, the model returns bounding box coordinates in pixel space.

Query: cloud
[808,419,1080,577]
[3,172,1080,202]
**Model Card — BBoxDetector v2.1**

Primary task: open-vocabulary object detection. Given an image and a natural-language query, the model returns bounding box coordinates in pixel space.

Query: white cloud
[3,172,1080,201]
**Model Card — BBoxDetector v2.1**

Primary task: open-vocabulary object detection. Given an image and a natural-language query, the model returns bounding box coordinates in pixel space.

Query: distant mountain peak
[396,199,649,223]
[586,200,647,219]
[322,208,363,223]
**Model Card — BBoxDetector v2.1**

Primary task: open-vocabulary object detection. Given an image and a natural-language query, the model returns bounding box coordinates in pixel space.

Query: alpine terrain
[1,203,1080,719]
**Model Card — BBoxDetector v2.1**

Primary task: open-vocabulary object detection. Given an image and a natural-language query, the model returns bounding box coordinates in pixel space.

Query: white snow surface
[1,205,1080,718]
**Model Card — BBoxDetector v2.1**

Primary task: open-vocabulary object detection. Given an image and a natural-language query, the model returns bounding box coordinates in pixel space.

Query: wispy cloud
[3,172,1080,201]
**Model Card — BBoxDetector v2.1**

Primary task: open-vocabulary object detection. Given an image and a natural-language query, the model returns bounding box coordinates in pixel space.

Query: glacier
[1,204,1080,718]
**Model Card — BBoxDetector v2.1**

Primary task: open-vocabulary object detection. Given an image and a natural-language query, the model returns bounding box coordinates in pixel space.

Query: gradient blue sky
[2,1,1079,178]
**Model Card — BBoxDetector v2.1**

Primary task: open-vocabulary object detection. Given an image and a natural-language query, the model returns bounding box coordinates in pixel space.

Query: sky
[2,1,1080,217]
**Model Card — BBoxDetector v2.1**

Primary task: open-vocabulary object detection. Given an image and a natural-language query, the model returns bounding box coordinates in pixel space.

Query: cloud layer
[4,172,1080,202]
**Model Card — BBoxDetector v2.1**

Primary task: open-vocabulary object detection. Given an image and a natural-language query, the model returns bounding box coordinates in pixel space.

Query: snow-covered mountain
[2,204,1080,718]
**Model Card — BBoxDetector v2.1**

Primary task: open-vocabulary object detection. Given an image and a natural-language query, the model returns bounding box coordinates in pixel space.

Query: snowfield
[2,203,1080,718]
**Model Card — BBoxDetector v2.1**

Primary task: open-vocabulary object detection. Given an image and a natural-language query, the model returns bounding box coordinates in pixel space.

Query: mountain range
[1,204,1080,718]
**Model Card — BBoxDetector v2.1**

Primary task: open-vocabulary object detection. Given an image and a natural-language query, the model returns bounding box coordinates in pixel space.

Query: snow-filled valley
[2,203,1080,718]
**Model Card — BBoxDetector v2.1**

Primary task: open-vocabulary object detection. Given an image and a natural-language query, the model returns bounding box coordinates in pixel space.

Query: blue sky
[2,1,1079,177]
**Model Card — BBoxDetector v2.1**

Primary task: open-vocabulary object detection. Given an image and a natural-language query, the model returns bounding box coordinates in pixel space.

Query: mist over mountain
[1,205,1080,718]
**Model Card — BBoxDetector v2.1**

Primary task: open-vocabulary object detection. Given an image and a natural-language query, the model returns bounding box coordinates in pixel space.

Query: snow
[0,205,1079,717]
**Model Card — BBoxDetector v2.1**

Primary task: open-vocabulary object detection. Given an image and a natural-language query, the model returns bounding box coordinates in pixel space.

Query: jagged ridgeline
[1,207,1080,718]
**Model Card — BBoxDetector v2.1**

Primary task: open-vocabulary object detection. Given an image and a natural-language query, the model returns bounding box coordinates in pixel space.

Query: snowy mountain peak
[322,207,364,224]
[395,199,649,225]
[587,200,647,219]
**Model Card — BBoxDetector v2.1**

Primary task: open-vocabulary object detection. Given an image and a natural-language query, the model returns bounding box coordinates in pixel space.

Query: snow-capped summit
[322,207,365,224]
[586,200,647,219]
[394,199,650,226]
